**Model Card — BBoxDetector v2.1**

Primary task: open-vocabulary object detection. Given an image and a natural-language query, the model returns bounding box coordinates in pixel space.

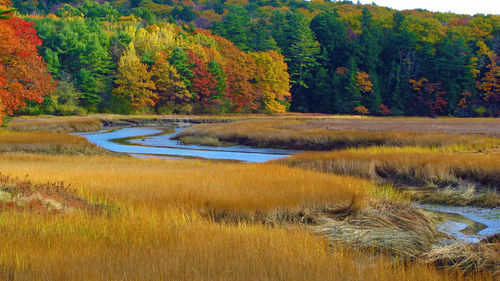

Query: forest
[1,0,499,117]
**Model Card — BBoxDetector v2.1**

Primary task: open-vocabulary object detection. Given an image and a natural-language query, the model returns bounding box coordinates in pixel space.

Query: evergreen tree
[168,47,193,90]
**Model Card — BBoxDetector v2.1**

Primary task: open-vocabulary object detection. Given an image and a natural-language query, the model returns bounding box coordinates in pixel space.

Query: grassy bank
[176,119,499,151]
[7,117,103,133]
[0,154,370,219]
[0,130,107,155]
[277,147,500,207]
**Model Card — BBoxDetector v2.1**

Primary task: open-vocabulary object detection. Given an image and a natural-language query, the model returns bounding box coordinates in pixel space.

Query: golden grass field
[0,153,494,281]
[0,115,498,280]
[176,119,500,151]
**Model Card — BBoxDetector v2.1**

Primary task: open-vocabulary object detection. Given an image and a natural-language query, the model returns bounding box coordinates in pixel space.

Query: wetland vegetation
[0,115,498,280]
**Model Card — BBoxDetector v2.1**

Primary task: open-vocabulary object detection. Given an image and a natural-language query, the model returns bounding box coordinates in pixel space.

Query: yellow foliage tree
[151,52,191,106]
[251,50,291,113]
[113,43,156,109]
[355,71,373,94]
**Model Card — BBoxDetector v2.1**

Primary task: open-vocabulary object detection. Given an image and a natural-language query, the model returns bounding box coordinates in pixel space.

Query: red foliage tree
[0,0,55,123]
[187,49,219,112]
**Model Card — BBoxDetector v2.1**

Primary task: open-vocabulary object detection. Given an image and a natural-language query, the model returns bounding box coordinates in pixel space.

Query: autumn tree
[251,50,291,113]
[214,34,258,112]
[151,52,190,108]
[0,0,55,123]
[187,49,219,112]
[112,43,156,110]
[409,78,448,116]
[476,54,500,116]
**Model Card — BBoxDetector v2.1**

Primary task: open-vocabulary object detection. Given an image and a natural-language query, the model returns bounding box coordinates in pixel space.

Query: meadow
[0,115,498,280]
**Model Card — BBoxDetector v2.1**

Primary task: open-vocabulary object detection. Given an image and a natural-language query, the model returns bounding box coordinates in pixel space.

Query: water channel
[78,127,298,162]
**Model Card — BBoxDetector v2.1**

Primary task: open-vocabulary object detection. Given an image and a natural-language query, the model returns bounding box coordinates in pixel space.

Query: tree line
[5,0,500,116]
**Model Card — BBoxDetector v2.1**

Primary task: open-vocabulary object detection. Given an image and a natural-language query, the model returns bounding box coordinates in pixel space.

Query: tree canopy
[7,0,500,116]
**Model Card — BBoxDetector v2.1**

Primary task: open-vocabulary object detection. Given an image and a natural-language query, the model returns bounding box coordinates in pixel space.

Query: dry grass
[318,200,439,258]
[7,116,103,133]
[0,173,104,214]
[0,153,494,280]
[0,211,490,281]
[277,147,500,207]
[424,242,500,276]
[0,130,107,154]
[176,119,499,151]
[0,154,370,219]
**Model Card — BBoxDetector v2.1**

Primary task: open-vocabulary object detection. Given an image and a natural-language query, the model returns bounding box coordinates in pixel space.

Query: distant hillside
[14,0,500,116]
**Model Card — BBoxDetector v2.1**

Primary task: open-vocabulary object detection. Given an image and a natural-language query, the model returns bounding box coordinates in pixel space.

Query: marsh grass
[278,147,500,207]
[0,211,491,281]
[1,115,498,279]
[0,153,495,280]
[0,154,370,218]
[177,119,499,151]
[0,130,107,155]
[7,117,103,133]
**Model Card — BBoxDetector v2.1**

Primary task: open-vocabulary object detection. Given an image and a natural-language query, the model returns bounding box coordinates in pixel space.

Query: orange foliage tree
[476,54,500,115]
[187,49,219,112]
[213,34,259,112]
[0,0,55,123]
[355,71,373,93]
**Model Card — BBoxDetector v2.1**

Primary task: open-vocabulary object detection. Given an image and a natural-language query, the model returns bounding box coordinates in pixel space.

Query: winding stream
[78,127,298,162]
[78,126,499,243]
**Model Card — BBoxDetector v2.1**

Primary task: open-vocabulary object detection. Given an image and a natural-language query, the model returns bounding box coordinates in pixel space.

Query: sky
[357,0,500,15]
